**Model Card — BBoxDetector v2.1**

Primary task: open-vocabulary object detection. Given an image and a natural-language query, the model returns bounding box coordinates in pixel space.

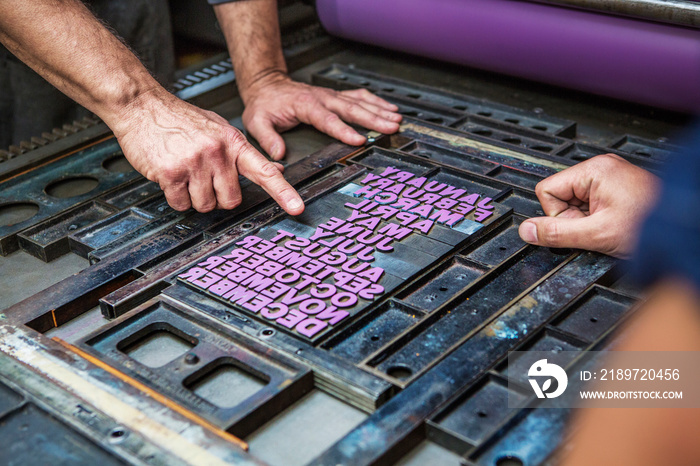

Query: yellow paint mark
[518,296,539,310]
[338,145,372,165]
[6,135,114,182]
[400,122,568,171]
[51,310,57,328]
[0,331,247,465]
[53,338,248,451]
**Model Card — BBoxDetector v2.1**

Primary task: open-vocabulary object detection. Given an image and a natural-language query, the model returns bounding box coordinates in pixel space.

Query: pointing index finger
[235,144,304,215]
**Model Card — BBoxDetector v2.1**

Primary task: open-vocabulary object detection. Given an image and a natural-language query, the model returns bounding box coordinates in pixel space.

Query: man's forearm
[0,0,161,129]
[212,0,401,160]
[213,0,286,103]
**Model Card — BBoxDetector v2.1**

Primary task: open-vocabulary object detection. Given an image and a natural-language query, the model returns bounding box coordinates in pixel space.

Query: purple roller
[317,0,700,112]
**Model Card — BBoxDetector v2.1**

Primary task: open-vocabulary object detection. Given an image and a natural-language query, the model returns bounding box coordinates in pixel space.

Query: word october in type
[178,166,496,340]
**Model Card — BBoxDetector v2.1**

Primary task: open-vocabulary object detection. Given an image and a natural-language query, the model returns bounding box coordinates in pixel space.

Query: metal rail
[528,0,700,28]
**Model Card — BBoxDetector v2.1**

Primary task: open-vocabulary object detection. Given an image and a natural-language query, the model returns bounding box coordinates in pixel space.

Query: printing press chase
[178,165,507,341]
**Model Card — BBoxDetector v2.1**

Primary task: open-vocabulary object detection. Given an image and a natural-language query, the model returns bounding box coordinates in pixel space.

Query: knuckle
[197,199,217,213]
[161,164,186,183]
[199,135,226,154]
[218,196,242,210]
[166,196,190,212]
[344,102,361,115]
[297,92,317,107]
[224,127,247,148]
[277,185,297,200]
[542,221,562,245]
[259,161,282,179]
[591,153,623,171]
[323,112,341,127]
[534,180,547,198]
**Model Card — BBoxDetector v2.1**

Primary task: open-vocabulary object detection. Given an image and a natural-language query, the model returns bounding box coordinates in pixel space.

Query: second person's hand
[518,154,660,258]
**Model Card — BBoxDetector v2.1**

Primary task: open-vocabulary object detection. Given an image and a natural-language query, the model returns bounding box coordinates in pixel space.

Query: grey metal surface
[246,390,367,466]
[528,0,700,28]
[396,441,464,466]
[0,250,88,310]
[293,47,691,147]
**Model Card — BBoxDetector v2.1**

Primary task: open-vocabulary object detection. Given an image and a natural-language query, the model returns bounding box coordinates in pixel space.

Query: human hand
[110,89,304,215]
[240,73,402,160]
[518,154,660,258]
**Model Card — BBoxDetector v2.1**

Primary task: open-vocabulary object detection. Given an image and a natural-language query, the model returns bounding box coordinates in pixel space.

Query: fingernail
[352,135,367,145]
[520,222,538,243]
[289,198,304,212]
[270,143,280,158]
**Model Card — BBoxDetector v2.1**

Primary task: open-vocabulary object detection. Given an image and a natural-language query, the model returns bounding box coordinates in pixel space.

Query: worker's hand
[111,89,304,215]
[240,72,402,160]
[518,154,659,258]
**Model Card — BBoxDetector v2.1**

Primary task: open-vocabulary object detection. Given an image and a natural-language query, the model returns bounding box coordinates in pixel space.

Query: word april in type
[178,166,496,340]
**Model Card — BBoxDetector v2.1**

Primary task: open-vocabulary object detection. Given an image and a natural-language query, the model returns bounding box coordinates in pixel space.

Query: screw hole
[496,456,524,466]
[504,118,520,125]
[370,335,380,341]
[453,105,467,111]
[260,328,275,337]
[502,137,522,144]
[439,286,448,292]
[109,427,128,443]
[477,411,488,418]
[241,222,254,230]
[549,247,572,256]
[471,129,493,137]
[499,246,507,251]
[387,366,413,380]
[477,111,492,117]
[590,317,598,323]
[425,117,444,124]
[406,93,421,99]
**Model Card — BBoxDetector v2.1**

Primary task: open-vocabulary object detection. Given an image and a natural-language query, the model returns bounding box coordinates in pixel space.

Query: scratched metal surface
[0,30,685,466]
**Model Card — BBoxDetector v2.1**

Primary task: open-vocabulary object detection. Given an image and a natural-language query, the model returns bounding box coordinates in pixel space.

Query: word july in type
[179,229,386,339]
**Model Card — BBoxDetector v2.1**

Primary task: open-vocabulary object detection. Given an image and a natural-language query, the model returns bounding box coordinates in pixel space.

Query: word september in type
[178,166,495,340]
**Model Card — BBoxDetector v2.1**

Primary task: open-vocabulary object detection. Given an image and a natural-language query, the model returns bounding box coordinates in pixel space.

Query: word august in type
[178,229,386,339]
[349,166,495,232]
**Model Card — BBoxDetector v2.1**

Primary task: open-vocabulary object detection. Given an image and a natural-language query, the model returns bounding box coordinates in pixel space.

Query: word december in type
[178,166,495,340]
